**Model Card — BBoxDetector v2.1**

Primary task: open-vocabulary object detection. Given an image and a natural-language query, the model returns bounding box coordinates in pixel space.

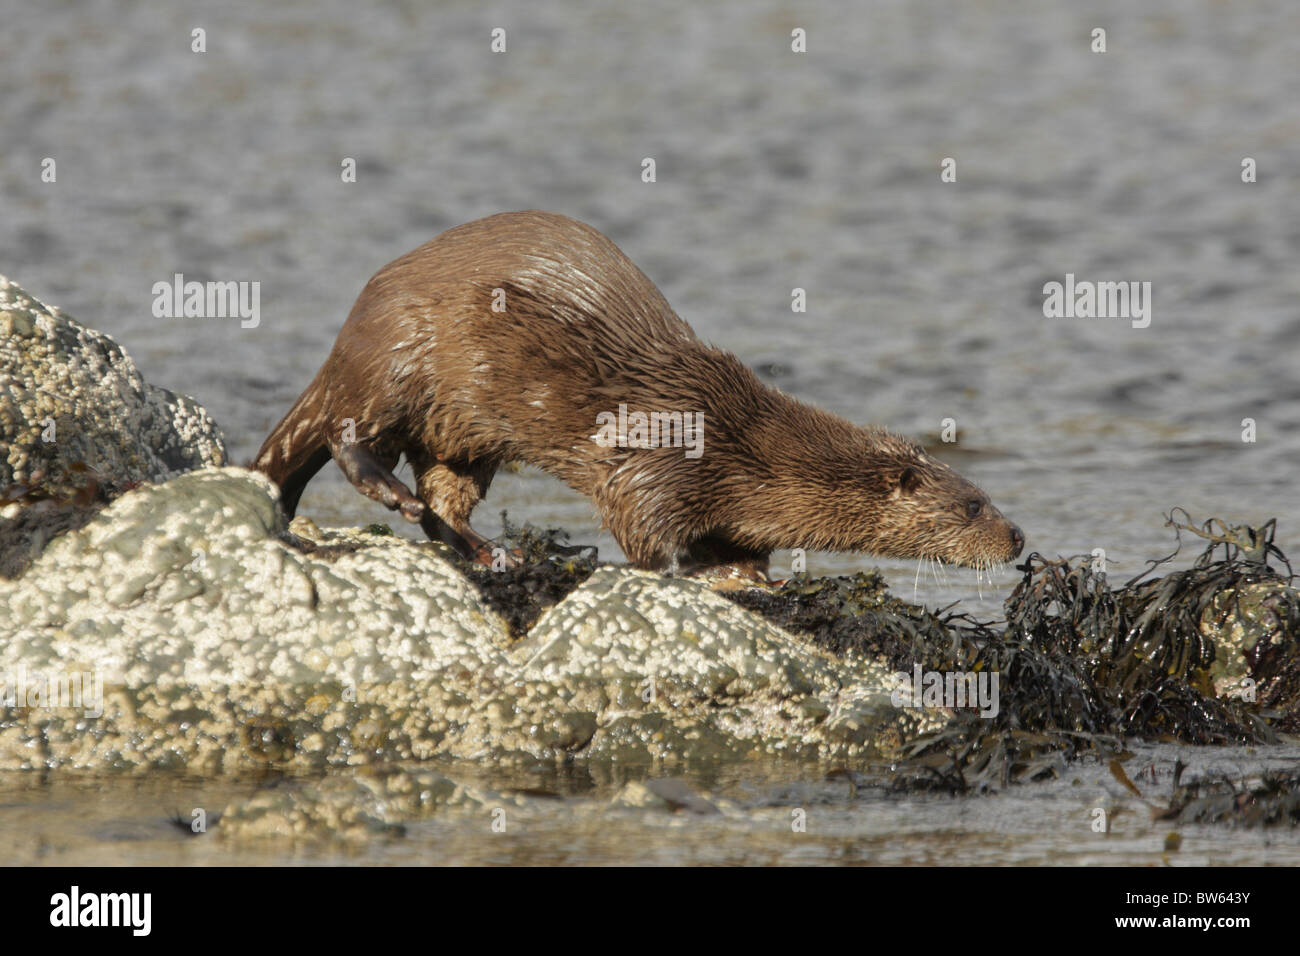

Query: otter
[254,211,1024,576]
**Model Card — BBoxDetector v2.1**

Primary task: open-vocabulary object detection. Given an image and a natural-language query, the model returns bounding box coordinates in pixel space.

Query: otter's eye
[966,499,983,519]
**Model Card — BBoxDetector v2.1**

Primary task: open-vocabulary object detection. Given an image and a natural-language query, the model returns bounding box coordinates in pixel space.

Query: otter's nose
[1009,525,1025,557]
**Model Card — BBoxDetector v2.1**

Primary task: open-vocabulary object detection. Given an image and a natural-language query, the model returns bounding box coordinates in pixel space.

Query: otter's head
[831,432,1024,570]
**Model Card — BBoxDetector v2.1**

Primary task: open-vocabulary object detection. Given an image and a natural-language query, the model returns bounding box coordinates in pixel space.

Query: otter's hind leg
[255,369,427,524]
[273,445,331,518]
[331,439,425,523]
[409,455,502,564]
[254,374,335,517]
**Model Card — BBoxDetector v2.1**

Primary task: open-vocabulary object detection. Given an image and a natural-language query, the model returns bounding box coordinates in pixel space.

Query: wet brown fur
[254,211,1023,572]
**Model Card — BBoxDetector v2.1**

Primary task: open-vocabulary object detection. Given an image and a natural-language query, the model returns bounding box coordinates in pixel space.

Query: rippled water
[5,744,1300,866]
[3,0,1299,863]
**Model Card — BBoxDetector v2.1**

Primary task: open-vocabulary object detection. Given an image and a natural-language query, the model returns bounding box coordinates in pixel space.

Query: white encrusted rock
[0,275,226,498]
[0,468,942,771]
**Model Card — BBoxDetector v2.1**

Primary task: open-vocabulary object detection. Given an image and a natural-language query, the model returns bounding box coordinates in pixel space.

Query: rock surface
[1204,579,1300,718]
[0,275,226,501]
[0,467,941,772]
[0,276,939,801]
[1,275,1289,846]
[215,769,516,842]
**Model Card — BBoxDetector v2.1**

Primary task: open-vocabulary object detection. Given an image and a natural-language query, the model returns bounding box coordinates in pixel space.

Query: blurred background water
[5,0,1299,615]
[3,743,1299,865]
[3,0,1299,864]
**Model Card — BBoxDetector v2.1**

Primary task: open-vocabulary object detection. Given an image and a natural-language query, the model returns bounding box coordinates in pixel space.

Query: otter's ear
[899,466,922,494]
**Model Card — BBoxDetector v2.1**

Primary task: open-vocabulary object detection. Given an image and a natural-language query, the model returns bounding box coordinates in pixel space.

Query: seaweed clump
[454,511,599,639]
[725,512,1299,794]
[1155,760,1300,827]
[726,568,993,668]
[0,460,116,579]
[1004,513,1295,741]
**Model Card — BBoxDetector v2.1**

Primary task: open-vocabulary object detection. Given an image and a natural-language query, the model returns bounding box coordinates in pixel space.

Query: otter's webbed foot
[673,536,773,586]
[688,561,774,590]
[470,542,525,568]
[418,509,521,567]
[334,443,425,522]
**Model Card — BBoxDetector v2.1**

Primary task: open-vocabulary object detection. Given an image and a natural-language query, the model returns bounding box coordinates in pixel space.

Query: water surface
[3,0,1298,864]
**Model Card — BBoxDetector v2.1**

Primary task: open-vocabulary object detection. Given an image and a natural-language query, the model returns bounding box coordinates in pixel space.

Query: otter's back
[329,211,741,480]
[374,210,697,351]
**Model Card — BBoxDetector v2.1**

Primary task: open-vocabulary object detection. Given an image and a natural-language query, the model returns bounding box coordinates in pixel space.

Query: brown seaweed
[726,512,1297,795]
[453,511,599,639]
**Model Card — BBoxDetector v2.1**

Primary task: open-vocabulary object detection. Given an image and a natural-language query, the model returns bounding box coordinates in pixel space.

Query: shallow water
[2,0,1299,863]
[5,744,1299,866]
